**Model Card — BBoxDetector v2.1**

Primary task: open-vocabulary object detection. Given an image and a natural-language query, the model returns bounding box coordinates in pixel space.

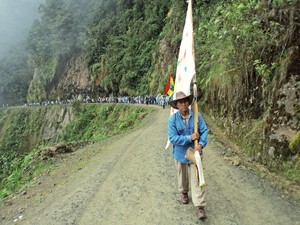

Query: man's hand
[195,144,203,155]
[190,132,199,141]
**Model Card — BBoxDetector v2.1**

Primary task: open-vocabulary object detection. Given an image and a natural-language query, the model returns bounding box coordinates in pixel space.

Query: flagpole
[188,0,206,187]
[188,0,198,145]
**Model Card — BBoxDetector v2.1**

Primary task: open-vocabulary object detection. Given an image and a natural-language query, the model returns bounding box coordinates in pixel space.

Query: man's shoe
[180,192,189,204]
[196,207,207,220]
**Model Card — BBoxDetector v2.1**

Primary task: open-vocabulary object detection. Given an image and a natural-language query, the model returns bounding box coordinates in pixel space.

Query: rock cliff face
[41,106,74,143]
[266,52,299,157]
[0,106,74,158]
[27,51,93,103]
[47,52,91,101]
[264,6,300,159]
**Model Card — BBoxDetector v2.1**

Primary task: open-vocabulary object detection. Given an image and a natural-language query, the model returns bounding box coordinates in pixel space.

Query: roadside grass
[0,148,54,200]
[280,158,300,184]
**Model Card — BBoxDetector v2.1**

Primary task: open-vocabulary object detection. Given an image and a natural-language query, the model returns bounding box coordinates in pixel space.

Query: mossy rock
[289,132,300,154]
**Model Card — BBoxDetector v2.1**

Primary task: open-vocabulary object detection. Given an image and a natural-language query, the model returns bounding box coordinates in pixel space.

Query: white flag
[173,0,195,96]
[165,0,195,149]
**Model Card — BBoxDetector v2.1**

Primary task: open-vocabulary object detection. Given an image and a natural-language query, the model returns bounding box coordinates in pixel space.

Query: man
[168,91,209,220]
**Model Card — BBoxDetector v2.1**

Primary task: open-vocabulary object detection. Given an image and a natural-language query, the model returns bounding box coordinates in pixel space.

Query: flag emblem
[164,73,175,98]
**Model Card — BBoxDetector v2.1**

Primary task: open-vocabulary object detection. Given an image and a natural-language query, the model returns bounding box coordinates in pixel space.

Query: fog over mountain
[0,0,45,58]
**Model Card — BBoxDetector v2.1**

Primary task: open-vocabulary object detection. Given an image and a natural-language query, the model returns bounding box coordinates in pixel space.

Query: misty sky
[0,0,45,58]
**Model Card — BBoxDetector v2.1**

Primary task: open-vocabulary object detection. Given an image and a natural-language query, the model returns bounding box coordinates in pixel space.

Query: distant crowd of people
[18,94,171,109]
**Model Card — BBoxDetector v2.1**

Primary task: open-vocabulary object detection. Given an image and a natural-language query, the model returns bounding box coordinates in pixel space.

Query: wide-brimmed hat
[169,91,193,109]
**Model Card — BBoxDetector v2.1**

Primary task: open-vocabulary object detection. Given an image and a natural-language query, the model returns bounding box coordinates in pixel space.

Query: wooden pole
[188,0,198,147]
[190,0,206,186]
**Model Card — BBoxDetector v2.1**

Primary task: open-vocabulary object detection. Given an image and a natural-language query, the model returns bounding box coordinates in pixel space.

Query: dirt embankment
[1,106,300,225]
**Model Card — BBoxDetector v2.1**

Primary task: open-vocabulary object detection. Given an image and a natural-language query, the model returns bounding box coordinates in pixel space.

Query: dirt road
[1,106,300,225]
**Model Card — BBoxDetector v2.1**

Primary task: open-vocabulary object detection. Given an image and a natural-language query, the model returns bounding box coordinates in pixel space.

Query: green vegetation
[289,132,300,155]
[280,158,300,183]
[24,0,174,98]
[195,0,299,181]
[64,103,151,142]
[0,148,54,200]
[0,0,299,198]
[0,104,153,200]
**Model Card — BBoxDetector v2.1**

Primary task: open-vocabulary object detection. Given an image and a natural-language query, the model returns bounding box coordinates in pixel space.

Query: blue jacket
[168,109,208,164]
